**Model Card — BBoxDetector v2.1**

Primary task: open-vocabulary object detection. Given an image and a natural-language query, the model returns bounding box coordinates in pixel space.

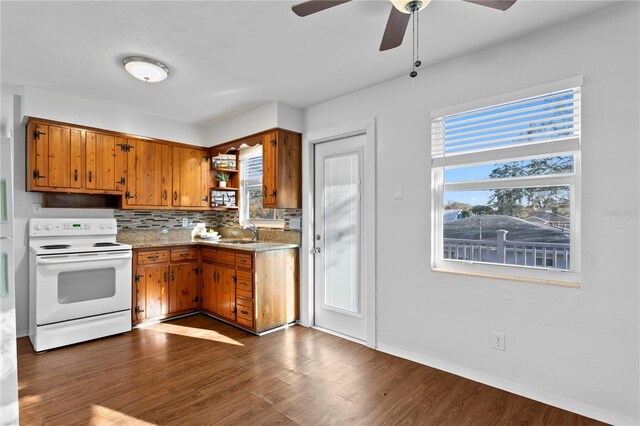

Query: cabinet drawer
[217,250,235,266]
[236,271,253,299]
[137,250,169,265]
[236,253,253,269]
[236,301,253,327]
[201,248,217,263]
[170,248,198,262]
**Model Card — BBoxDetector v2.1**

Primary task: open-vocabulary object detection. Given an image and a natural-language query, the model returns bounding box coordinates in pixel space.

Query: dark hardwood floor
[17,315,603,425]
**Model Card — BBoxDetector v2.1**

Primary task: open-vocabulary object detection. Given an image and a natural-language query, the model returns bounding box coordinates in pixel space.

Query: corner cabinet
[201,247,298,334]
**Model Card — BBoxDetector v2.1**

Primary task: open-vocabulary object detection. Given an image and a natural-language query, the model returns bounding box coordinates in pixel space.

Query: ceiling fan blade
[379,6,411,51]
[291,0,351,17]
[462,0,517,11]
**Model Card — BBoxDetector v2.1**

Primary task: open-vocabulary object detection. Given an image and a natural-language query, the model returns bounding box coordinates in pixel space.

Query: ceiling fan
[292,0,517,76]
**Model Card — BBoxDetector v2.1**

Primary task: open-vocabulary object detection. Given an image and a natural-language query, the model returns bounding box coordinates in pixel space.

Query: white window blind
[432,87,581,166]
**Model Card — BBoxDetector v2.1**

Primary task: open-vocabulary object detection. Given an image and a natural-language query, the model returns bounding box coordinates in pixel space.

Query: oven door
[35,250,132,325]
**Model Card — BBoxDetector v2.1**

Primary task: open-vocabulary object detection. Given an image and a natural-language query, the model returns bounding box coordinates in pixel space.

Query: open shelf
[210,206,239,211]
[213,168,238,173]
[212,186,238,191]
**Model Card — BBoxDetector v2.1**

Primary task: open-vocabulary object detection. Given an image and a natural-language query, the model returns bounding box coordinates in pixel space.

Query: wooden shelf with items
[209,150,240,210]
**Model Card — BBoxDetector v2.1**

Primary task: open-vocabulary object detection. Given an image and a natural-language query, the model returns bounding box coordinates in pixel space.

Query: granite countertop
[117,229,300,252]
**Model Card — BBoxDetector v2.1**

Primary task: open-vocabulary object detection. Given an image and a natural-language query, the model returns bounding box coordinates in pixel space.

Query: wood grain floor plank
[17,315,604,426]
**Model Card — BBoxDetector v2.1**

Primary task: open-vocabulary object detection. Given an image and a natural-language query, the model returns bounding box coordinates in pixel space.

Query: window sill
[241,220,285,229]
[431,267,581,289]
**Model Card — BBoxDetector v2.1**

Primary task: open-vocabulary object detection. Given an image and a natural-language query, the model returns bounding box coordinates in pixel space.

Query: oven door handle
[37,253,132,265]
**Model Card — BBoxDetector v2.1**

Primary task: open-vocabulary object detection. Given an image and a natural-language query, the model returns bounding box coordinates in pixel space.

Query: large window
[431,83,581,283]
[239,145,284,227]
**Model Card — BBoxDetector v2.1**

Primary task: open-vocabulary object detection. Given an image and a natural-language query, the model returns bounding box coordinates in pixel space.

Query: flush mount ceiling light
[123,56,170,83]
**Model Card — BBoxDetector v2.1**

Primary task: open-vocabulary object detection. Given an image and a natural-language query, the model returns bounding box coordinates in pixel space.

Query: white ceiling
[1,0,615,126]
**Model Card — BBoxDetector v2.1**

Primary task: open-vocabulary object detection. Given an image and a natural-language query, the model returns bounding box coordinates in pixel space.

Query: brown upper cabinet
[28,122,83,190]
[125,139,171,208]
[28,120,125,194]
[85,132,126,192]
[211,128,301,210]
[172,146,210,208]
[261,130,301,209]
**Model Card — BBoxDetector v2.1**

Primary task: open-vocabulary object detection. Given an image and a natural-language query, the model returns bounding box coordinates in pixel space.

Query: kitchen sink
[218,239,256,244]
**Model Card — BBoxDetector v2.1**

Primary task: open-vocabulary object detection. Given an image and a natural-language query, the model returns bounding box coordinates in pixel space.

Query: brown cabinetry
[85,132,126,191]
[261,130,301,209]
[125,139,171,208]
[200,246,298,333]
[29,123,84,190]
[172,146,210,208]
[134,264,169,322]
[133,247,200,325]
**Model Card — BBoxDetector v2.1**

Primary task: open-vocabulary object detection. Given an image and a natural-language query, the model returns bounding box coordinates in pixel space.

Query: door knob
[313,247,321,254]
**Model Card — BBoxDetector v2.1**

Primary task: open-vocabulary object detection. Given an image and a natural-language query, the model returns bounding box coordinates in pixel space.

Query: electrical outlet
[289,216,301,230]
[32,203,41,214]
[493,331,505,351]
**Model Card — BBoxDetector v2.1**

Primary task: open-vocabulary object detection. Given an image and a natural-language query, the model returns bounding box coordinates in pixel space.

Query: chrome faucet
[242,220,258,241]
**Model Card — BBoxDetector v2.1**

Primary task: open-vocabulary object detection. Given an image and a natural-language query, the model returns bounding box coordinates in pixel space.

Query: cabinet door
[169,261,199,313]
[85,132,125,191]
[28,123,84,190]
[136,265,169,320]
[172,146,209,207]
[216,264,236,321]
[126,139,171,207]
[262,132,278,208]
[201,261,216,313]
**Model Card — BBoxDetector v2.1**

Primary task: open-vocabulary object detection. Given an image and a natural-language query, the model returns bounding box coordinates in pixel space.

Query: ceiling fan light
[123,56,170,83]
[391,0,430,14]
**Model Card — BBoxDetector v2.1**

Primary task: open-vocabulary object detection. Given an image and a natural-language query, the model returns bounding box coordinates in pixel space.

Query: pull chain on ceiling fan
[292,0,518,77]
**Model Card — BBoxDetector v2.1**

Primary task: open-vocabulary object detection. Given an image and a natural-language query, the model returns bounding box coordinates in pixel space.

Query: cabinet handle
[147,255,159,259]
[192,296,198,302]
[263,185,267,197]
[164,271,167,282]
[271,190,276,197]
[232,275,237,283]
[73,169,78,182]
[135,306,145,314]
[173,191,178,201]
[240,310,248,315]
[163,190,168,200]
[202,195,208,202]
[88,171,93,183]
[171,271,175,281]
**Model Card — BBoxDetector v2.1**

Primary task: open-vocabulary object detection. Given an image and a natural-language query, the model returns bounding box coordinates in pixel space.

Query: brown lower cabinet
[200,247,298,334]
[133,245,299,333]
[133,247,200,324]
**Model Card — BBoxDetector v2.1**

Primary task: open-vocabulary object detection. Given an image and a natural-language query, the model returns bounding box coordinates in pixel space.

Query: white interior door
[314,134,365,341]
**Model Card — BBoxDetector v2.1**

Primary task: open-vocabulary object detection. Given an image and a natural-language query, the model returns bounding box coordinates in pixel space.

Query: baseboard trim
[16,329,28,338]
[376,340,637,426]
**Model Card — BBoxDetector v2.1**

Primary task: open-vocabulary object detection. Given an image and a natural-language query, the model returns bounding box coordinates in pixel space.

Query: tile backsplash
[115,209,302,231]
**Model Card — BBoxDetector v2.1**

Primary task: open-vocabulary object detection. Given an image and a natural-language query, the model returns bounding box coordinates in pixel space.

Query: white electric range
[29,218,132,352]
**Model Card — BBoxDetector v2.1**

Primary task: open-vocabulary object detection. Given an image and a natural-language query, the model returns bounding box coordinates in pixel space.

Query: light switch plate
[289,216,301,230]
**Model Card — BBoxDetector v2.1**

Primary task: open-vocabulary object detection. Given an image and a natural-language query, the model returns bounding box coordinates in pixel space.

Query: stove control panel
[29,218,119,237]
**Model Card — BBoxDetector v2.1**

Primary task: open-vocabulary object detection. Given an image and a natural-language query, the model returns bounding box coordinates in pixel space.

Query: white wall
[303,3,639,423]
[206,101,303,146]
[23,86,207,146]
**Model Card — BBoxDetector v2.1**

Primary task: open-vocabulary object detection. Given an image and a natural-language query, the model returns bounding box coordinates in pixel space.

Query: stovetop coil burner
[93,242,121,247]
[41,244,71,250]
